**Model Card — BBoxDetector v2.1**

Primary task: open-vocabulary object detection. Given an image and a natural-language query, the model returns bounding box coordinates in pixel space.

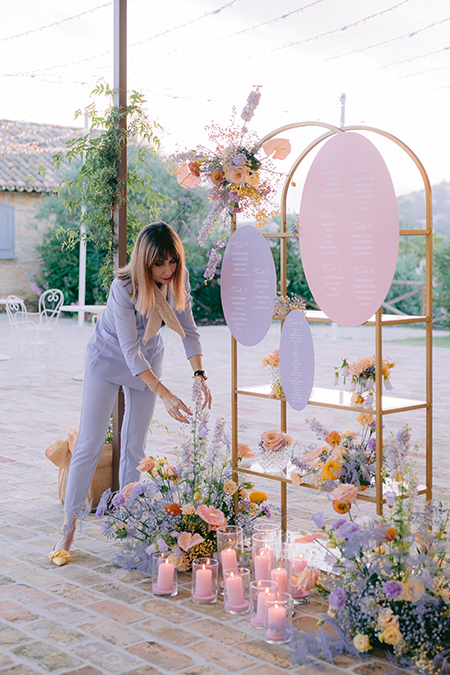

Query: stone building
[0,120,83,307]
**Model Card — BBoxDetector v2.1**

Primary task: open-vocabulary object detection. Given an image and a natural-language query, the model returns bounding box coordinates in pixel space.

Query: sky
[1,0,450,205]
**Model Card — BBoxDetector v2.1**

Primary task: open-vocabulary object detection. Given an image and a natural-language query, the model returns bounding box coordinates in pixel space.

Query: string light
[398,62,450,79]
[378,46,450,70]
[0,2,113,42]
[324,14,450,62]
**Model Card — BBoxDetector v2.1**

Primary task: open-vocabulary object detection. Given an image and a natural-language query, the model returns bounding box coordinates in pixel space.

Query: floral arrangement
[292,463,450,674]
[271,292,306,319]
[97,379,270,572]
[170,87,291,281]
[261,348,284,398]
[334,355,396,406]
[290,415,380,492]
[256,429,293,475]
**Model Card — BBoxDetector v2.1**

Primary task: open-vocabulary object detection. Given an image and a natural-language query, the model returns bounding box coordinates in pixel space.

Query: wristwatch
[193,370,208,381]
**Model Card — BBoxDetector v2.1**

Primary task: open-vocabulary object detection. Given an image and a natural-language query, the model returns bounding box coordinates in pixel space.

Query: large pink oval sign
[299,132,399,326]
[221,225,276,346]
[279,310,314,411]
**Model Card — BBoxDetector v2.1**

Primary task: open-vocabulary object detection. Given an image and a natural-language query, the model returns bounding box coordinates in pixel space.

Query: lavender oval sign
[221,225,276,346]
[299,132,399,326]
[279,310,314,411]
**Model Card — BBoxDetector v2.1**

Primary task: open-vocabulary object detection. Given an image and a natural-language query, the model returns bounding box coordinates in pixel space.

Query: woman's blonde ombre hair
[116,222,186,315]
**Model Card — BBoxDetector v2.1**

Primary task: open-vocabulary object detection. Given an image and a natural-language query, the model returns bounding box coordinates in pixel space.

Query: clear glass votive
[252,533,276,581]
[288,553,309,604]
[264,591,293,644]
[152,551,178,597]
[217,525,243,589]
[250,579,278,628]
[224,567,250,614]
[191,558,218,603]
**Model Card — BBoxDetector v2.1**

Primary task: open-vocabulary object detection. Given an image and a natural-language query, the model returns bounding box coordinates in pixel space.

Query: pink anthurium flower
[262,138,291,160]
[294,531,324,544]
[197,504,227,530]
[176,163,201,189]
[177,532,204,552]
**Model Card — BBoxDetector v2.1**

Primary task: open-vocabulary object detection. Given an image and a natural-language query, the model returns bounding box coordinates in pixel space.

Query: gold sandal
[49,548,70,566]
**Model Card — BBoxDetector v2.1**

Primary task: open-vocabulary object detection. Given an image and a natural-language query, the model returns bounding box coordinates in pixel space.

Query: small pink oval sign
[221,225,277,346]
[299,132,399,326]
[279,310,314,411]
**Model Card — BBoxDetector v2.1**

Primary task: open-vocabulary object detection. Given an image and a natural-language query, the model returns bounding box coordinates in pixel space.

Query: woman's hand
[156,383,191,423]
[197,376,212,409]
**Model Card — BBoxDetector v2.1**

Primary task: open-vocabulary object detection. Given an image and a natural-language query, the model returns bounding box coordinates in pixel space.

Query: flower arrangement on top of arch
[169,88,292,281]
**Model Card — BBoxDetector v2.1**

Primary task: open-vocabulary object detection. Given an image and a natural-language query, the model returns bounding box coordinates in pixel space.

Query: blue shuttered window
[0,204,15,259]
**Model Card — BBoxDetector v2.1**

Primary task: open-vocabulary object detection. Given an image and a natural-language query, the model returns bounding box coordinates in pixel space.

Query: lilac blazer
[84,270,202,391]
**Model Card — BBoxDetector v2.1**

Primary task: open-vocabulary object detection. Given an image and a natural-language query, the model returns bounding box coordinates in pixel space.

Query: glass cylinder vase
[217,525,243,590]
[152,552,178,597]
[191,557,218,604]
[250,579,278,628]
[224,567,250,614]
[264,592,293,644]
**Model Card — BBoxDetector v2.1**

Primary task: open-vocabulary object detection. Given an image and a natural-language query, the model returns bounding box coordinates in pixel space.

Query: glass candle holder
[152,552,178,597]
[250,579,278,628]
[270,559,289,595]
[191,558,218,603]
[224,567,250,614]
[264,591,293,644]
[252,534,276,581]
[217,525,243,589]
[253,521,281,552]
[288,553,309,604]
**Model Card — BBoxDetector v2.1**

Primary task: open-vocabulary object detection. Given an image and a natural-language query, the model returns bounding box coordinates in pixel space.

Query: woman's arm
[138,368,191,423]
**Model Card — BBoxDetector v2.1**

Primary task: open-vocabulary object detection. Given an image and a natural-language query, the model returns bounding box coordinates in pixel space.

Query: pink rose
[262,138,291,160]
[291,566,320,591]
[238,443,254,459]
[261,430,285,451]
[224,165,249,184]
[137,457,156,473]
[328,483,359,505]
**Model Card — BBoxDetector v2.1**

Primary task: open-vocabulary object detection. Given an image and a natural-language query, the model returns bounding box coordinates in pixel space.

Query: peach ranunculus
[262,138,292,160]
[224,164,249,184]
[197,504,227,530]
[260,430,286,451]
[330,444,347,460]
[223,479,238,495]
[290,566,320,591]
[262,349,279,368]
[137,456,156,473]
[290,471,303,486]
[328,483,359,505]
[326,430,342,447]
[356,412,374,427]
[177,531,204,552]
[246,171,259,187]
[176,163,201,189]
[400,577,425,602]
[238,443,255,459]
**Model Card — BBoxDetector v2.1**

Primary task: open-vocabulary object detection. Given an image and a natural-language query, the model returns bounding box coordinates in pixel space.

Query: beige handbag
[45,427,113,510]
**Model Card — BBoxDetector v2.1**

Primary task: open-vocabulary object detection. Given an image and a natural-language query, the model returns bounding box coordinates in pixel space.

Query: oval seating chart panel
[299,132,399,326]
[221,225,276,346]
[279,310,314,411]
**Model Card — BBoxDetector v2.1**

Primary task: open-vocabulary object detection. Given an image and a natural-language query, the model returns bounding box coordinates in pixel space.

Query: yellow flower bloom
[181,503,195,515]
[400,577,425,602]
[223,479,238,495]
[356,412,374,427]
[353,633,372,653]
[249,490,267,504]
[321,458,343,481]
[380,625,402,646]
[377,607,399,629]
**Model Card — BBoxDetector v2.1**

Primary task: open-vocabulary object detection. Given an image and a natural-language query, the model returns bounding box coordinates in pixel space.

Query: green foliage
[49,84,164,289]
[434,239,450,328]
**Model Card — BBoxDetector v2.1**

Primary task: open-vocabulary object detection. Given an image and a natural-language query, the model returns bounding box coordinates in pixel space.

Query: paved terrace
[0,312,449,675]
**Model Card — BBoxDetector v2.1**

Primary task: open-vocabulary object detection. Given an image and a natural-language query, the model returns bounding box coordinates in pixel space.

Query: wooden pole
[112,0,127,492]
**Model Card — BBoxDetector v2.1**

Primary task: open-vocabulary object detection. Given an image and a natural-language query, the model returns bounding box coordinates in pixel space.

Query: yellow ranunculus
[381,625,402,646]
[249,490,267,504]
[321,458,343,480]
[353,633,372,652]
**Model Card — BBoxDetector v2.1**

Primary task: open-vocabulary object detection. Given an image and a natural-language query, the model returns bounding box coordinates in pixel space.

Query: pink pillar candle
[270,567,288,594]
[195,565,213,598]
[254,553,271,581]
[226,573,245,605]
[256,589,275,622]
[157,559,174,591]
[266,603,287,641]
[221,547,238,573]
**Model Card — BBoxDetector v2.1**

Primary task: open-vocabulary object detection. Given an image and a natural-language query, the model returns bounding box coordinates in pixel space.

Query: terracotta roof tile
[0,119,84,193]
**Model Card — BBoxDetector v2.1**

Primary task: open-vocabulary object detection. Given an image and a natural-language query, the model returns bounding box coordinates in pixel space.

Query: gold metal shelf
[236,384,427,415]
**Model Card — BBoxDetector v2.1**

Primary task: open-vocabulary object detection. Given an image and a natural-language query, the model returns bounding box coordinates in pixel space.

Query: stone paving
[0,312,449,675]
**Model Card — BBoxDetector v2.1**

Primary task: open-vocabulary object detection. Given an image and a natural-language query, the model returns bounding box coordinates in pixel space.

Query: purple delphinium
[383,579,403,600]
[329,587,347,610]
[204,247,222,281]
[241,89,261,123]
